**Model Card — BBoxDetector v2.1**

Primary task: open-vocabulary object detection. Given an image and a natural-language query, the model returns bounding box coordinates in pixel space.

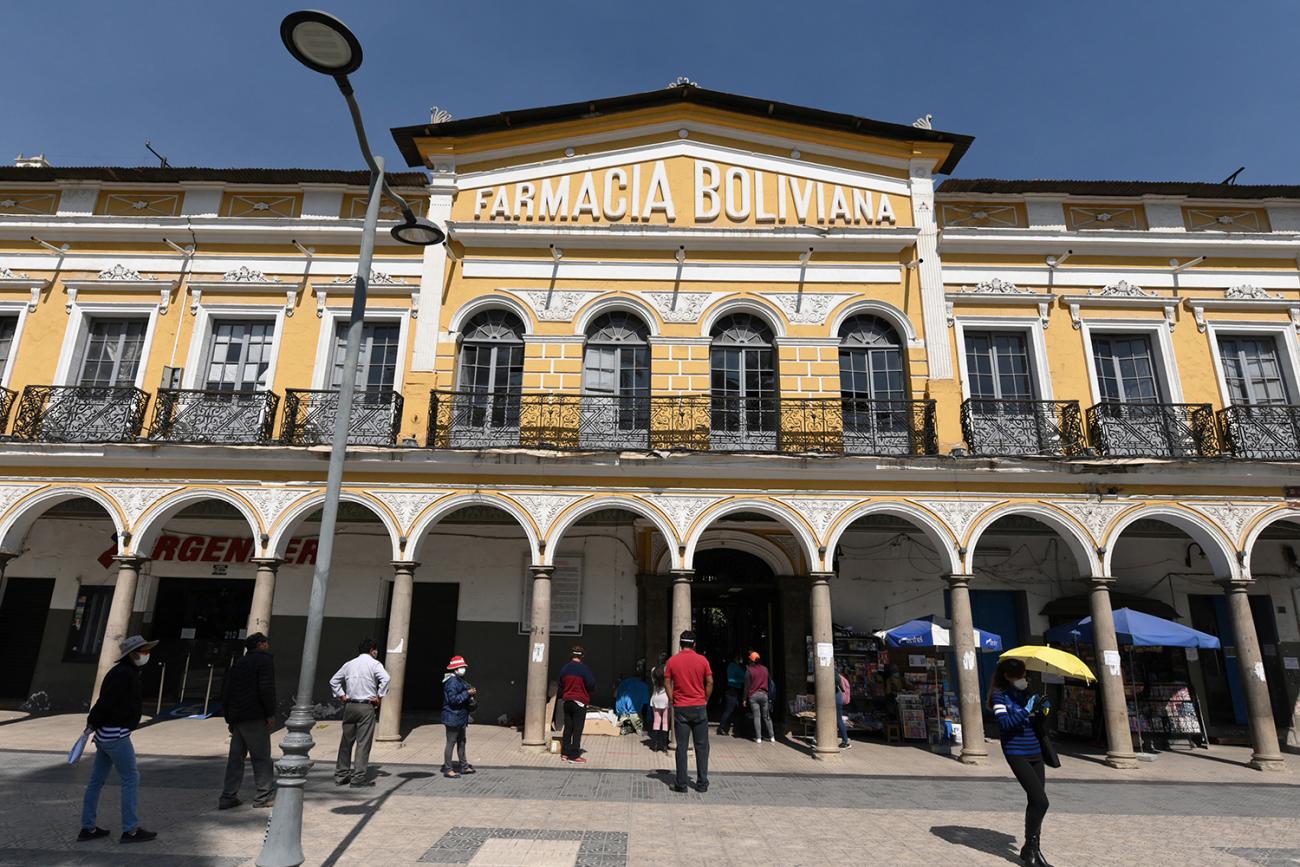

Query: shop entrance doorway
[0,577,54,699]
[1187,593,1285,730]
[689,548,779,720]
[380,582,459,711]
[149,577,253,711]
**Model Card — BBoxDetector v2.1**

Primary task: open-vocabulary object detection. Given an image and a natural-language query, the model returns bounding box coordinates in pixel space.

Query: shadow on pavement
[929,825,1020,864]
[319,770,434,867]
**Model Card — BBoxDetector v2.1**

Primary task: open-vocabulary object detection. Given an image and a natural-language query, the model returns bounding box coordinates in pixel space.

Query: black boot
[1018,836,1047,867]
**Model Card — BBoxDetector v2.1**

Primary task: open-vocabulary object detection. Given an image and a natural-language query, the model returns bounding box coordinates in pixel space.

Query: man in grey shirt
[329,638,390,787]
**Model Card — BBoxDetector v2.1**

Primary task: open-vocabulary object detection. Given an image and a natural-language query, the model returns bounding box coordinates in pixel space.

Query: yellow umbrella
[1000,645,1096,683]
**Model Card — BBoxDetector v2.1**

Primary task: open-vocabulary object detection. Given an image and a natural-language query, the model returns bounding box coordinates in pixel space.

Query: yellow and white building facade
[0,84,1298,769]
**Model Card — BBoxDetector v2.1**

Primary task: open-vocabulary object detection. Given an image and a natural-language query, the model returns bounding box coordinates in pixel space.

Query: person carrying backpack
[834,666,852,749]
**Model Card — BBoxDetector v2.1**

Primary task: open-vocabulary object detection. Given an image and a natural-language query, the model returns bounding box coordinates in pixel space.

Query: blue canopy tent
[875,615,1003,651]
[1044,607,1217,750]
[1043,608,1221,649]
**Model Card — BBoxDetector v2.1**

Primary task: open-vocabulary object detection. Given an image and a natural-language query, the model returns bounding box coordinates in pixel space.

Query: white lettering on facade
[474,159,895,226]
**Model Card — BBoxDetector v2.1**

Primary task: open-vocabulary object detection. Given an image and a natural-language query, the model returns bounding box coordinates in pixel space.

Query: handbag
[1032,711,1061,768]
[463,679,478,712]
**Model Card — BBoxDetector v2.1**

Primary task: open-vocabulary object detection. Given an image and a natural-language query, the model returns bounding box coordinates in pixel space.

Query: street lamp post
[258,12,444,867]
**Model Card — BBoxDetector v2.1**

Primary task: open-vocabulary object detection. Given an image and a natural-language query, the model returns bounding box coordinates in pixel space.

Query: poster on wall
[520,555,584,635]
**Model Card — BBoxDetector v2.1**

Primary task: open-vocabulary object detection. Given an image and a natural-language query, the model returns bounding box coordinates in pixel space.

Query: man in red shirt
[663,630,713,793]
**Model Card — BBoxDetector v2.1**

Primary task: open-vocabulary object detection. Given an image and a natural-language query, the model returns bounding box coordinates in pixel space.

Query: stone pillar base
[812,746,841,760]
[958,749,988,765]
[1105,752,1140,770]
[375,734,403,743]
[1249,754,1288,772]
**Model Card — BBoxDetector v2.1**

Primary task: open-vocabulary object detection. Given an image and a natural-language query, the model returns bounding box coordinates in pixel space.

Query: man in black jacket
[218,632,277,809]
[79,635,158,844]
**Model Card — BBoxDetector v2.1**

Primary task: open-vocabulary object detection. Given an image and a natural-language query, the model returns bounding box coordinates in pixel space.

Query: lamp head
[281,10,363,77]
[391,211,446,246]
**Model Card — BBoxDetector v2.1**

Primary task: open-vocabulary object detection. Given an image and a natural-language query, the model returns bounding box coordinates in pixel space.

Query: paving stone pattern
[418,827,627,866]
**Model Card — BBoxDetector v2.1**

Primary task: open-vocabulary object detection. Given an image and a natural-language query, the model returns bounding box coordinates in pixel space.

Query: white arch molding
[544,495,681,569]
[447,293,535,337]
[1102,505,1239,579]
[962,503,1101,577]
[405,491,542,565]
[827,298,920,346]
[131,488,262,557]
[267,492,404,562]
[657,529,795,576]
[682,498,817,573]
[0,485,128,555]
[1241,507,1300,577]
[822,501,961,575]
[698,295,788,339]
[572,294,662,337]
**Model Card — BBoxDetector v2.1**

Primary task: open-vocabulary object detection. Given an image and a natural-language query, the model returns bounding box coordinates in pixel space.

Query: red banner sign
[98,535,318,569]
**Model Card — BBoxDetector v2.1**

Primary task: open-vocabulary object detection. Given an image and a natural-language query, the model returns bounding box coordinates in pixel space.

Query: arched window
[839,315,908,453]
[457,310,524,394]
[582,311,651,445]
[710,312,777,448]
[453,310,524,444]
[583,311,650,397]
[838,315,905,402]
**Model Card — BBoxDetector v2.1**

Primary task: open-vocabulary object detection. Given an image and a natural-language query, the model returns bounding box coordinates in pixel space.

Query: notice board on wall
[520,555,583,635]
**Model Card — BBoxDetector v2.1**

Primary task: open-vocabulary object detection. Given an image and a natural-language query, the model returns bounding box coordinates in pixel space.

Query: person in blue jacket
[441,655,476,778]
[988,658,1053,867]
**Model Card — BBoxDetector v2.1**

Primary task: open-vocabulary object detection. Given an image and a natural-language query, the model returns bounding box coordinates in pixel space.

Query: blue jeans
[836,696,848,744]
[81,736,139,832]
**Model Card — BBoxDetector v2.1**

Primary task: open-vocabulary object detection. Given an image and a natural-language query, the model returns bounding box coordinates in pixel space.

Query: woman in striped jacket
[989,658,1053,867]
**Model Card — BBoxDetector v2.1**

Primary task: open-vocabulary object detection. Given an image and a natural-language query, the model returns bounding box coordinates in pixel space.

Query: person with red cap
[441,655,476,778]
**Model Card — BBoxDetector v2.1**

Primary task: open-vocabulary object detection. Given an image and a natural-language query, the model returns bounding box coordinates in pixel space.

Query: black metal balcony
[427,391,937,456]
[147,389,279,445]
[0,387,15,434]
[280,388,403,446]
[12,385,150,443]
[1086,401,1218,458]
[961,399,1085,457]
[1218,404,1300,460]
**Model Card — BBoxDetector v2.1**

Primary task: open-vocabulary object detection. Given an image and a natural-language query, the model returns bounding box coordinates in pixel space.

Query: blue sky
[3,1,1297,182]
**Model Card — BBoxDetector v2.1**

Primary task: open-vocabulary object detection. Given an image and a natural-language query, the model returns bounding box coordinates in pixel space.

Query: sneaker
[460,764,477,775]
[252,800,274,809]
[695,781,709,793]
[334,777,351,786]
[670,784,689,793]
[839,741,852,749]
[217,798,242,810]
[77,827,110,842]
[569,756,588,764]
[755,737,762,744]
[120,828,157,844]
[560,755,571,762]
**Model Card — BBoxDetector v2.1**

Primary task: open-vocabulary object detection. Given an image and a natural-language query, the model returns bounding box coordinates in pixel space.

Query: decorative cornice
[909,498,1004,540]
[1089,279,1155,298]
[0,266,47,311]
[759,292,853,324]
[234,487,315,532]
[224,265,280,284]
[100,485,184,528]
[98,263,155,282]
[776,497,858,539]
[369,490,446,533]
[328,270,408,286]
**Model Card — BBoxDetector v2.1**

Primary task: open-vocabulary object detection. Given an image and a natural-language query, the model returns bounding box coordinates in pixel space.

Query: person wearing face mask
[441,655,476,778]
[989,658,1053,867]
[78,635,159,845]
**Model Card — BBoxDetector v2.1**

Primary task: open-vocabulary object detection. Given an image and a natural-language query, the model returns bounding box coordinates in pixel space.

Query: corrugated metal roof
[0,166,428,186]
[391,85,974,175]
[938,178,1300,200]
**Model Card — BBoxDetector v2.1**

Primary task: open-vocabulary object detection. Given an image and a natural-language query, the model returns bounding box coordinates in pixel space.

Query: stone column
[809,573,839,756]
[946,573,988,764]
[1090,577,1138,769]
[377,560,418,743]
[246,558,282,638]
[92,556,147,704]
[522,565,554,747]
[670,569,693,645]
[1221,577,1285,771]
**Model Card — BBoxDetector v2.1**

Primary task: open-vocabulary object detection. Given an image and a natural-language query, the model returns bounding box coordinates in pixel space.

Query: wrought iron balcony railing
[280,388,403,446]
[961,399,1085,457]
[148,389,280,445]
[1218,404,1300,460]
[0,387,15,435]
[1086,401,1218,459]
[427,391,937,456]
[12,385,150,443]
